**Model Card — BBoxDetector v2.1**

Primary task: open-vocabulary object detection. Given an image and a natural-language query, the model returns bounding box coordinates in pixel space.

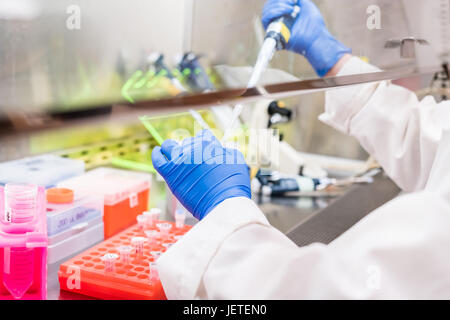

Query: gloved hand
[151,130,251,220]
[262,0,351,77]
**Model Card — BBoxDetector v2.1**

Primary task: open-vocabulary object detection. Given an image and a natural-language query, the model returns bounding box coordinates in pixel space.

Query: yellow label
[250,166,259,179]
[359,56,370,63]
[280,23,291,44]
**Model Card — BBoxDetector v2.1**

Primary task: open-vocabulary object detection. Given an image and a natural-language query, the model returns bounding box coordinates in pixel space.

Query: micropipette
[223,3,301,143]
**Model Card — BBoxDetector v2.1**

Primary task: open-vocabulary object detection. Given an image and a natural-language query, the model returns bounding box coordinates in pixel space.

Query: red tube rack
[58,220,191,299]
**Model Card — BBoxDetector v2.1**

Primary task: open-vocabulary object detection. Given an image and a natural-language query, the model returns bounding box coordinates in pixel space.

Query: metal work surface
[285,172,401,246]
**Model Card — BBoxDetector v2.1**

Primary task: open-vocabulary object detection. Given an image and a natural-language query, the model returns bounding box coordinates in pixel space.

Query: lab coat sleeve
[319,56,450,192]
[157,197,272,300]
[159,186,450,299]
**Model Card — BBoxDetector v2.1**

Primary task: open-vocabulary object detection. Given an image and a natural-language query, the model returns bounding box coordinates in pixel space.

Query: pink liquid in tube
[0,184,47,300]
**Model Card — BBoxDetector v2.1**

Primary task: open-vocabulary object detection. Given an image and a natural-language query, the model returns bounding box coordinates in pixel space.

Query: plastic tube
[143,208,161,228]
[156,222,172,236]
[144,230,159,245]
[148,261,158,282]
[102,253,119,272]
[174,210,186,229]
[4,183,37,223]
[131,237,147,257]
[136,214,147,230]
[117,246,133,265]
[2,183,38,299]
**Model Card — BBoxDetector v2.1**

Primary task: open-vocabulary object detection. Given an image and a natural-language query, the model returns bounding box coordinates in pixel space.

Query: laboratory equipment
[102,253,119,273]
[0,155,85,189]
[253,169,376,197]
[45,188,104,264]
[117,245,133,265]
[140,110,219,145]
[0,184,47,300]
[175,53,215,92]
[143,208,161,228]
[58,167,151,238]
[156,223,172,237]
[259,175,321,196]
[111,152,156,174]
[148,261,159,282]
[56,132,154,172]
[58,220,192,300]
[223,3,301,142]
[136,214,147,229]
[267,100,293,128]
[175,209,186,229]
[144,230,159,245]
[131,236,147,258]
[148,53,186,92]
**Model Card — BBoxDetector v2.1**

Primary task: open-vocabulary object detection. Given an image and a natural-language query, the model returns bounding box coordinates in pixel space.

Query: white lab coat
[158,57,450,299]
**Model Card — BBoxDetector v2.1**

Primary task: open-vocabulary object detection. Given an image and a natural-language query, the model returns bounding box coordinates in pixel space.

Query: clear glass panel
[0,0,446,120]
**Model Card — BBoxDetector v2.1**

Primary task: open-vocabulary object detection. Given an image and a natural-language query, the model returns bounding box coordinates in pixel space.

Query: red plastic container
[58,167,151,238]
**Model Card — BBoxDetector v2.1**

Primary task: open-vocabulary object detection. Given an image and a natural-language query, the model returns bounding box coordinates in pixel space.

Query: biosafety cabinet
[0,0,448,299]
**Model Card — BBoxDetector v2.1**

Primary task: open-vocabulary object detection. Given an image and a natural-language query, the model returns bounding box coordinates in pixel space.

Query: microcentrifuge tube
[150,251,162,261]
[131,237,147,257]
[144,208,161,228]
[144,230,159,244]
[102,253,119,272]
[136,214,147,230]
[157,222,172,236]
[175,210,186,228]
[148,261,159,282]
[142,211,152,228]
[117,246,133,264]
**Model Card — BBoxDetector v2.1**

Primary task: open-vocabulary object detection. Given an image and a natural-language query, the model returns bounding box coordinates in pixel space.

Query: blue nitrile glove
[262,0,351,77]
[151,130,251,220]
